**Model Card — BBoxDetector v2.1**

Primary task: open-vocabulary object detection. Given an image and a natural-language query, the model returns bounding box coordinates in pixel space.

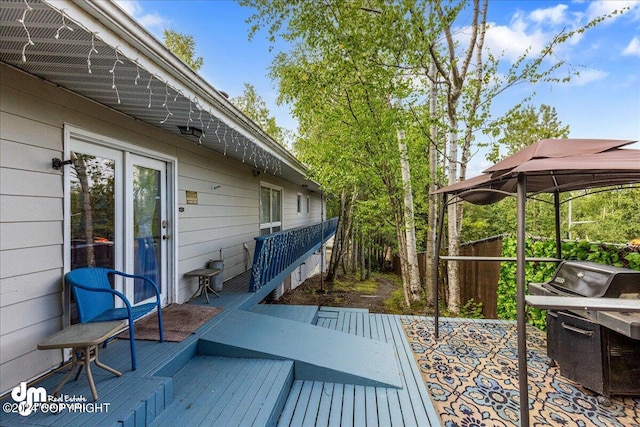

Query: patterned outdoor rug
[402,317,640,427]
[119,303,222,342]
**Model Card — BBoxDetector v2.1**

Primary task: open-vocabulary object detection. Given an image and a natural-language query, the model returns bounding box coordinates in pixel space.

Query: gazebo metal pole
[433,193,447,340]
[554,191,562,259]
[517,173,530,427]
[320,190,325,293]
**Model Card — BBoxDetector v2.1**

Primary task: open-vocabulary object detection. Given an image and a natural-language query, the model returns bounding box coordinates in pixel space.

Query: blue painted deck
[276,308,439,426]
[0,272,440,427]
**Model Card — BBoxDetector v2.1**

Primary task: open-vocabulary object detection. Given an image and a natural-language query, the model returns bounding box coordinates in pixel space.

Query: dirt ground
[268,273,408,314]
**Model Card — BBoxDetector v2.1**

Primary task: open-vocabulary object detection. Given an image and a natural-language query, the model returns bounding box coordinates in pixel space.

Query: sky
[115,0,640,176]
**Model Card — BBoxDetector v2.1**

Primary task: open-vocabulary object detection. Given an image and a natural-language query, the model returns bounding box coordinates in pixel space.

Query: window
[306,195,311,215]
[260,184,282,235]
[297,193,303,215]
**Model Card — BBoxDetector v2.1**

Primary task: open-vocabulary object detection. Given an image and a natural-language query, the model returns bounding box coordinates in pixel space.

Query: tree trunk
[74,154,96,267]
[397,130,422,303]
[446,112,461,314]
[328,190,348,282]
[329,188,358,281]
[351,228,358,275]
[359,231,366,281]
[425,59,438,306]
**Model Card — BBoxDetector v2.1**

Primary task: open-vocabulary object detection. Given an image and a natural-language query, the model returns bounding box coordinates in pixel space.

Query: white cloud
[585,1,640,24]
[623,36,640,58]
[571,68,608,86]
[484,17,547,63]
[113,0,168,30]
[113,0,142,17]
[483,4,585,64]
[137,13,167,29]
[530,4,570,25]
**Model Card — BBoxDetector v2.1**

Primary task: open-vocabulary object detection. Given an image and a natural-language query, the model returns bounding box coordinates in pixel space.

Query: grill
[529,260,640,403]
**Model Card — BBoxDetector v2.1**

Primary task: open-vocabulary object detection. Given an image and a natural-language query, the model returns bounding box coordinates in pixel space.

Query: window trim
[296,193,303,215]
[260,182,283,234]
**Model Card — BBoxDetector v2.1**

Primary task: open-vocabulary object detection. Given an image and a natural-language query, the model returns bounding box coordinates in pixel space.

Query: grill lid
[548,261,640,298]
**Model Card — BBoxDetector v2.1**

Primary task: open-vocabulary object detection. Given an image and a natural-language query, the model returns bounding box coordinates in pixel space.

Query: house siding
[0,63,323,394]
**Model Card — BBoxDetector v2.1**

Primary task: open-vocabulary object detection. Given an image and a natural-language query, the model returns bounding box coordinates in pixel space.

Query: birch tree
[163,29,204,71]
[242,0,425,305]
[241,0,617,311]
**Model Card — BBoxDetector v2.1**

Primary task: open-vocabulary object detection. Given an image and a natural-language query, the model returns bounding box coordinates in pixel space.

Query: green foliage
[626,252,640,270]
[333,275,378,294]
[567,188,640,243]
[230,83,289,146]
[163,29,203,71]
[383,287,429,315]
[463,188,640,246]
[497,238,557,330]
[487,104,569,163]
[497,237,640,330]
[459,298,484,319]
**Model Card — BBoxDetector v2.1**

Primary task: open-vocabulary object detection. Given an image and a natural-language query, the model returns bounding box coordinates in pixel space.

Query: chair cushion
[88,303,158,323]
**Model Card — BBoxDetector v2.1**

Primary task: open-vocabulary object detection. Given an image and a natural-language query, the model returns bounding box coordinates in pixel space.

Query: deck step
[150,356,294,427]
[0,369,171,427]
[248,304,318,324]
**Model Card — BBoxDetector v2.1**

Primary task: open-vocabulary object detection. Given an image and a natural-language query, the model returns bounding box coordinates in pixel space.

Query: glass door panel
[70,152,116,270]
[130,156,167,305]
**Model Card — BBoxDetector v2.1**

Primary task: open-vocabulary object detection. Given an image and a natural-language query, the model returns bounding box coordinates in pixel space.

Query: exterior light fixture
[178,125,203,138]
[52,158,72,170]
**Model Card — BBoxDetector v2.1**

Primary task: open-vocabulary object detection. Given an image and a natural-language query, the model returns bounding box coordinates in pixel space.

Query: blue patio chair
[65,267,164,370]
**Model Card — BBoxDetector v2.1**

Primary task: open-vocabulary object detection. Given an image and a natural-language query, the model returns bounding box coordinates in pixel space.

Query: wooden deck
[0,272,441,427]
[276,308,439,426]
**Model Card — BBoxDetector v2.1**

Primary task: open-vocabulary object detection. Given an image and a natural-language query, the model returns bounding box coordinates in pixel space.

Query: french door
[67,134,171,321]
[127,155,168,305]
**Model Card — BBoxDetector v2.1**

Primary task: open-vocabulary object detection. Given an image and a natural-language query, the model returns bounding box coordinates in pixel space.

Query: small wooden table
[38,320,125,401]
[185,268,222,303]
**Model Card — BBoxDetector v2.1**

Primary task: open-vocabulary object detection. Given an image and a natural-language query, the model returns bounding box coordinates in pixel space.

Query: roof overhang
[0,0,321,192]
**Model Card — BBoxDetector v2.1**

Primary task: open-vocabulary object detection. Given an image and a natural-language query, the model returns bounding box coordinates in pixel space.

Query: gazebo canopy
[435,139,640,204]
[431,138,640,427]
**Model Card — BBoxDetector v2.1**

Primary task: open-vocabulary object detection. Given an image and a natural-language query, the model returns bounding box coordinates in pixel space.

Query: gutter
[52,0,308,176]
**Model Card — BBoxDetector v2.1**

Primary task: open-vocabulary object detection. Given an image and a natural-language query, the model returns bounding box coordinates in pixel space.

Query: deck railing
[249,217,338,292]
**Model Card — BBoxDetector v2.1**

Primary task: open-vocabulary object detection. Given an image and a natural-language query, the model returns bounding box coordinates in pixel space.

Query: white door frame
[63,124,178,323]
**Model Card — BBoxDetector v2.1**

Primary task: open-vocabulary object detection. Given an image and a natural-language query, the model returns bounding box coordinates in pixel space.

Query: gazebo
[432,139,640,426]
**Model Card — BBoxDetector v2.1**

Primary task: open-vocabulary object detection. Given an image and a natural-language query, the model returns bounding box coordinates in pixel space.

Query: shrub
[496,237,640,330]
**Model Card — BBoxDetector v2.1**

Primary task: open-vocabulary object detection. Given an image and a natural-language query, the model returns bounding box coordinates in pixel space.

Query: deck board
[302,382,325,426]
[327,383,343,427]
[315,382,334,427]
[277,379,303,426]
[289,380,314,427]
[353,385,366,425]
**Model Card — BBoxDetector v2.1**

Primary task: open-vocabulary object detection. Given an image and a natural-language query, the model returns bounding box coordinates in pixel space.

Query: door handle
[162,235,170,240]
[561,322,594,337]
